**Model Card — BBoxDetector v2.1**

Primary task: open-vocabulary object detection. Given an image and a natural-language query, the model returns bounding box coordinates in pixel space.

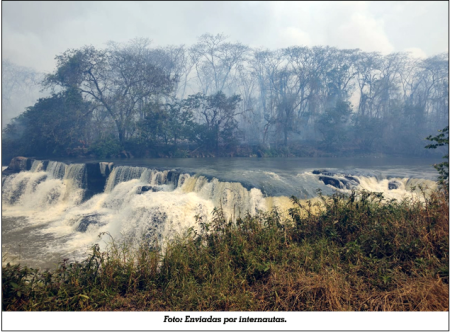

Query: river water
[1,157,440,269]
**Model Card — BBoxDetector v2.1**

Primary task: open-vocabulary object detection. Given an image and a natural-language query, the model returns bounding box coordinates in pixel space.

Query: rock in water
[136,186,161,194]
[76,214,103,232]
[319,176,343,189]
[167,170,181,187]
[388,181,401,190]
[84,163,111,200]
[313,169,337,177]
[6,156,35,173]
[344,175,360,184]
[99,162,114,178]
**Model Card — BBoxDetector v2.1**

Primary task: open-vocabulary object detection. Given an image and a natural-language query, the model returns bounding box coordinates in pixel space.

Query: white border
[2,311,449,331]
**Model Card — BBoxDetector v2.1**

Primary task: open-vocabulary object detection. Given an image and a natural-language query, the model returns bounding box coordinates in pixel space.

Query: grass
[2,187,448,311]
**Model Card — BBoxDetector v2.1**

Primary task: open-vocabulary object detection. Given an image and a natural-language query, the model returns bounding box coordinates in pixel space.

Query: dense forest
[2,34,448,161]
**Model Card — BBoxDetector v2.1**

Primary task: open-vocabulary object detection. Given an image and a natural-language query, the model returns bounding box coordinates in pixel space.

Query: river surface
[2,156,440,269]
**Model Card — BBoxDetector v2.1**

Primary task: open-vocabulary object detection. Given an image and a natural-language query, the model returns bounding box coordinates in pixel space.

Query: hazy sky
[2,1,449,72]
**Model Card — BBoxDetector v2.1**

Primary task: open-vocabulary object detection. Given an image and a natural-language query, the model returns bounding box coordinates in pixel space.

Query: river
[2,156,440,269]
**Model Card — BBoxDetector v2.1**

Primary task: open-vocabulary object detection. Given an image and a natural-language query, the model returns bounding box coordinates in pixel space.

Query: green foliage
[3,189,448,311]
[2,88,91,158]
[426,126,449,189]
[44,41,175,145]
[88,135,122,159]
[136,100,195,149]
[2,39,449,160]
[183,91,242,154]
[318,100,352,151]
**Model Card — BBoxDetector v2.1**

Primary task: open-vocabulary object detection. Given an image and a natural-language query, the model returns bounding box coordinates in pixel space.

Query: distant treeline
[2,34,448,160]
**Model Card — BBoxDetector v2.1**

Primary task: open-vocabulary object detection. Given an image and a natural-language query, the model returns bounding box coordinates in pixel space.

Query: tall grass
[2,188,448,311]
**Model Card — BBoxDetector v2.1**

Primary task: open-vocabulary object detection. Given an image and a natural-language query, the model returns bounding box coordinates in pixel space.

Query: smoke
[3,2,447,72]
[2,60,47,127]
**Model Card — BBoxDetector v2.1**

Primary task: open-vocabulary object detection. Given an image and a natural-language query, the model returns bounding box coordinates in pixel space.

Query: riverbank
[3,143,444,167]
[3,188,448,311]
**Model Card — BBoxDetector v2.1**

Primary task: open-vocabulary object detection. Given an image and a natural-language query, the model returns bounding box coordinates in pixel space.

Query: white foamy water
[341,176,437,201]
[1,159,439,269]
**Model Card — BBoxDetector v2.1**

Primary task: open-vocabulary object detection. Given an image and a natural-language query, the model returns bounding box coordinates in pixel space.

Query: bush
[88,136,122,158]
[3,189,448,311]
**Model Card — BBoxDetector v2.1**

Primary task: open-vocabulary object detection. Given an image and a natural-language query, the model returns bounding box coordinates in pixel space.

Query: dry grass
[2,188,448,311]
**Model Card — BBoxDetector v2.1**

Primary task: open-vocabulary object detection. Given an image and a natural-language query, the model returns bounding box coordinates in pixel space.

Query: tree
[2,88,91,157]
[44,39,175,146]
[183,91,242,154]
[134,99,195,152]
[425,126,449,189]
[190,34,249,95]
[317,100,352,152]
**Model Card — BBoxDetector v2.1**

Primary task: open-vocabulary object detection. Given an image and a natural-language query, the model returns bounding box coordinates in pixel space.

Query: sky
[2,1,449,73]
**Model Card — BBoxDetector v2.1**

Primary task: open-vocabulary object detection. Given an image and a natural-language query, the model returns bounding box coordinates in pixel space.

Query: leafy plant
[426,126,449,190]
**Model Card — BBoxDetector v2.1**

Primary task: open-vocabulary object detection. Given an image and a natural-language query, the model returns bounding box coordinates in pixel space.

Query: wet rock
[2,168,15,177]
[167,171,181,187]
[83,163,111,200]
[7,156,35,173]
[315,170,360,189]
[41,160,50,171]
[99,162,114,177]
[313,169,336,176]
[339,178,359,189]
[136,185,160,194]
[76,214,103,232]
[344,175,360,184]
[388,181,401,190]
[319,176,343,189]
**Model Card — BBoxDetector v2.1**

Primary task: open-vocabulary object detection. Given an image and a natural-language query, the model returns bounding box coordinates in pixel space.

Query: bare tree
[45,39,175,145]
[190,33,250,95]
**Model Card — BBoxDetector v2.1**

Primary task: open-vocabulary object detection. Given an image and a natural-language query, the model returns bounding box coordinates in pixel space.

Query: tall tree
[3,88,91,157]
[190,33,249,95]
[184,91,242,154]
[44,39,175,145]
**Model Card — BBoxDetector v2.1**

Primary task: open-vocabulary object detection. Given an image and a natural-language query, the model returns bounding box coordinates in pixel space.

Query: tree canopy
[2,35,448,160]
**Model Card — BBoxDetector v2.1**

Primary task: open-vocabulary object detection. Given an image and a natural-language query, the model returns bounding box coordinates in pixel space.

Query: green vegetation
[2,88,91,158]
[3,188,448,311]
[426,126,449,189]
[2,36,448,162]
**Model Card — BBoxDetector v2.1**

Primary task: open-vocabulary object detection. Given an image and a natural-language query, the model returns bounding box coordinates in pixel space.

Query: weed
[2,188,448,311]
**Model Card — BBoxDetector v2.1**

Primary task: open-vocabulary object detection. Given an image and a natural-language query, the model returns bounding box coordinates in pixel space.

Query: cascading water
[46,161,68,180]
[30,160,44,172]
[104,166,148,192]
[2,159,439,269]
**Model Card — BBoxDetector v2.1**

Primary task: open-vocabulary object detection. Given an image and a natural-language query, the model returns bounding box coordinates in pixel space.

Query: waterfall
[180,175,266,217]
[47,161,67,179]
[1,158,439,269]
[30,160,44,172]
[99,162,114,176]
[2,161,87,218]
[104,166,148,192]
[64,164,86,188]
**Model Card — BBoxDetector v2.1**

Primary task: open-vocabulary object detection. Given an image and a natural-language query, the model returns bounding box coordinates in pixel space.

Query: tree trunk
[284,126,288,147]
[118,127,125,147]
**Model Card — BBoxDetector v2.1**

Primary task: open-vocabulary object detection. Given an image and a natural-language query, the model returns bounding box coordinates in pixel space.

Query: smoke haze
[3,2,448,72]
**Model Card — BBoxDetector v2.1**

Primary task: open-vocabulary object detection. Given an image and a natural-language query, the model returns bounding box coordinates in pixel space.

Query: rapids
[2,157,439,269]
